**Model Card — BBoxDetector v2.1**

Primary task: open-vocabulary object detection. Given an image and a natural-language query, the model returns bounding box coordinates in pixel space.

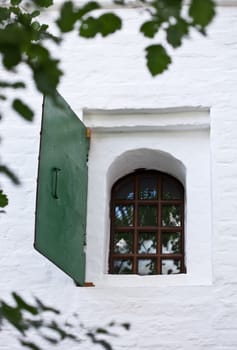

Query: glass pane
[138,232,157,254]
[113,259,133,274]
[114,177,134,200]
[139,175,158,200]
[162,176,182,200]
[138,259,156,275]
[162,232,181,254]
[115,205,134,227]
[114,232,133,254]
[138,206,157,226]
[161,259,181,274]
[162,205,181,227]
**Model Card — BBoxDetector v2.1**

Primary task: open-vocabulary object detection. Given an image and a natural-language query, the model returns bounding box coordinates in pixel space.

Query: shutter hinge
[86,127,91,139]
[83,282,95,287]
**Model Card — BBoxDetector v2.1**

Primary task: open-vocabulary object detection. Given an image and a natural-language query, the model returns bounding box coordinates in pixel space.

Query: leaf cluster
[138,0,216,75]
[0,0,62,120]
[56,1,122,37]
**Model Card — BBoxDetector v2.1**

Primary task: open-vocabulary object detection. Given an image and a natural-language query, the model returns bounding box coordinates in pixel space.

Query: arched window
[109,170,185,275]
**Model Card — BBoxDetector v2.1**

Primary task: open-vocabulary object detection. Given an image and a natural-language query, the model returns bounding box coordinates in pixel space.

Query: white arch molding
[85,109,212,287]
[107,148,186,191]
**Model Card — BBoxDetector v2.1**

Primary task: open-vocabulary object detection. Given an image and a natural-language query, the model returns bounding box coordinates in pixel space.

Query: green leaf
[0,165,20,185]
[0,190,8,208]
[145,44,171,76]
[39,24,49,32]
[0,23,33,69]
[31,10,40,18]
[152,0,182,22]
[99,13,122,37]
[76,1,100,19]
[80,13,122,38]
[26,44,62,94]
[0,45,22,69]
[10,0,22,5]
[0,7,10,22]
[79,17,99,38]
[140,21,159,38]
[32,0,53,7]
[32,21,41,31]
[166,19,189,48]
[12,99,34,121]
[33,59,62,95]
[10,6,21,15]
[56,1,77,32]
[189,0,215,28]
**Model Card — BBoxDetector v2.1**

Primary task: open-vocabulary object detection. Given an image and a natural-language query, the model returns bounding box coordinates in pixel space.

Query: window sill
[91,273,213,288]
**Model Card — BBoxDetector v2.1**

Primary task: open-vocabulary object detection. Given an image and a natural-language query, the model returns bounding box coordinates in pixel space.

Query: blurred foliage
[0,0,216,207]
[0,293,130,350]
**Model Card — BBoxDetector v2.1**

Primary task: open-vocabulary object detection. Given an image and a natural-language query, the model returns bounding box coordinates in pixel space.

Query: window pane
[114,232,133,254]
[138,232,157,254]
[115,205,134,227]
[138,259,156,275]
[162,232,181,254]
[161,259,181,274]
[139,175,158,200]
[138,206,157,226]
[114,177,134,200]
[162,205,181,227]
[113,259,133,274]
[162,176,182,200]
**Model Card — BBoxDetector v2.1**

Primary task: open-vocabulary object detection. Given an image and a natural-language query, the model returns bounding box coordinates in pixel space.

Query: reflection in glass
[162,232,181,254]
[162,176,182,200]
[138,232,156,254]
[162,205,181,227]
[115,205,134,227]
[161,259,181,274]
[114,177,134,200]
[139,176,158,200]
[113,259,133,274]
[138,259,156,275]
[114,232,133,254]
[138,206,157,226]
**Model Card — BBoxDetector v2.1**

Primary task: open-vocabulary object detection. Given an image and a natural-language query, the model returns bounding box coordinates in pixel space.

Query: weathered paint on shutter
[34,92,89,286]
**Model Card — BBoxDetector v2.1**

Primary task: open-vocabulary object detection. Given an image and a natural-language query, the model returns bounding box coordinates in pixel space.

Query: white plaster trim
[92,274,213,288]
[83,107,210,132]
[44,0,237,11]
[85,109,212,288]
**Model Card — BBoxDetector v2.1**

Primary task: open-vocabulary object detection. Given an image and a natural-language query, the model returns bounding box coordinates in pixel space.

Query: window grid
[109,171,185,275]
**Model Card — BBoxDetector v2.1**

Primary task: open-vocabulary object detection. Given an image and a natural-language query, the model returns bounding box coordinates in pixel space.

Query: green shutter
[34,91,89,286]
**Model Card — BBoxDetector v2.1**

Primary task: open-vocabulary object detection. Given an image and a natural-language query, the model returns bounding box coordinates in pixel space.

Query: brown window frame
[109,170,186,275]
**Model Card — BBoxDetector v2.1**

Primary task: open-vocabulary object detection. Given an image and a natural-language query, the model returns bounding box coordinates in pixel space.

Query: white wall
[1,3,237,349]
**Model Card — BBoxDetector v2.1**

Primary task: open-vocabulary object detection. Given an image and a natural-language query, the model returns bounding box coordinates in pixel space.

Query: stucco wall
[1,3,237,349]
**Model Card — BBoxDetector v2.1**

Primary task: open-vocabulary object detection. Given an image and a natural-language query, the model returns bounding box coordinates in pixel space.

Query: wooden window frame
[109,170,186,275]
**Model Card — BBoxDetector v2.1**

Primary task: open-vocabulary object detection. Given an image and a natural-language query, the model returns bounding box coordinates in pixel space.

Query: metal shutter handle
[52,167,61,199]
